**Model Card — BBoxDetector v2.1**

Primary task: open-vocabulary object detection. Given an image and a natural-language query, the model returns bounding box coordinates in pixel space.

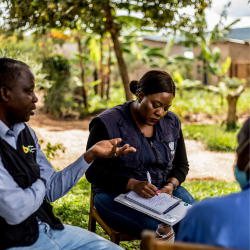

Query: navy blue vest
[0,124,63,250]
[91,101,181,193]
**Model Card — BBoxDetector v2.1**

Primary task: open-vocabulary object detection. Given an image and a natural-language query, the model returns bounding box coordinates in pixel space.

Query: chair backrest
[141,230,240,250]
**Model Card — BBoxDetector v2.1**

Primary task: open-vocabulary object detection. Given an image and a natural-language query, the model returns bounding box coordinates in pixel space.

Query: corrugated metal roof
[226,27,250,41]
[143,27,250,44]
[143,35,185,43]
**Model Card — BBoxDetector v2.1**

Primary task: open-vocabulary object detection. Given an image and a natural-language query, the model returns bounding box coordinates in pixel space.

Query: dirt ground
[28,105,236,182]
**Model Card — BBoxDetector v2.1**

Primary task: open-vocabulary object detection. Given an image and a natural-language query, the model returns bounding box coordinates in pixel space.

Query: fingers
[158,187,173,195]
[108,139,136,157]
[112,139,117,155]
[116,144,136,156]
[145,183,158,197]
[139,183,158,198]
[109,138,122,145]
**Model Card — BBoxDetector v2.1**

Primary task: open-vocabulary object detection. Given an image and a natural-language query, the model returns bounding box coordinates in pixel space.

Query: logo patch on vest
[22,145,36,153]
[169,142,175,155]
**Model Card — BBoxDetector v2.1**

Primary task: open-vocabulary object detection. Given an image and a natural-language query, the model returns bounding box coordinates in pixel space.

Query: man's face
[5,65,38,125]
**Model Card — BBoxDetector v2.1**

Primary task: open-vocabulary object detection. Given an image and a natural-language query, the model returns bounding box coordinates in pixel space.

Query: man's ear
[0,86,10,102]
[137,91,145,103]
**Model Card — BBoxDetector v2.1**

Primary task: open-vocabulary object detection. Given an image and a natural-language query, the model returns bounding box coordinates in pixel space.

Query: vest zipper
[149,141,159,163]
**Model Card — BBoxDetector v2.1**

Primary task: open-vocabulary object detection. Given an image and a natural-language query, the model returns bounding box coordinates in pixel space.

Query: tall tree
[3,0,211,100]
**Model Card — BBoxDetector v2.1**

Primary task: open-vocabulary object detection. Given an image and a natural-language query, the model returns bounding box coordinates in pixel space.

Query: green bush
[170,88,250,119]
[39,140,66,161]
[43,55,73,117]
[182,124,241,152]
[223,76,245,89]
[0,35,47,89]
[52,177,240,250]
[85,81,127,114]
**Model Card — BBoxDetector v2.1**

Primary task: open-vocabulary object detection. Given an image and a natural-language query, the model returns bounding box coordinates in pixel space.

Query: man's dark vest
[90,101,181,193]
[0,124,63,250]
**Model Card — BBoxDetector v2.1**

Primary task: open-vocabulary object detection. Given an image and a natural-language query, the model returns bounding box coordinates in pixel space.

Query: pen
[147,171,158,196]
[146,171,151,184]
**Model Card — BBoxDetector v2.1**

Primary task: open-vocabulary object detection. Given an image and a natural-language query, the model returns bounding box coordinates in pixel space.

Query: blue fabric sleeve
[28,126,91,202]
[0,158,46,225]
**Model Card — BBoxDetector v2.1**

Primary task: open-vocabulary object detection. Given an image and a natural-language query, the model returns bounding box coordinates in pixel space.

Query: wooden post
[141,230,155,250]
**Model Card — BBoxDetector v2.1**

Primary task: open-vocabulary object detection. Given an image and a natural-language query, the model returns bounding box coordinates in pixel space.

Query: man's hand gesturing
[84,138,136,163]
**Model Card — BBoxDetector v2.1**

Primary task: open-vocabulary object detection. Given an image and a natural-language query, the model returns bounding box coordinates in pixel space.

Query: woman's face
[137,91,174,126]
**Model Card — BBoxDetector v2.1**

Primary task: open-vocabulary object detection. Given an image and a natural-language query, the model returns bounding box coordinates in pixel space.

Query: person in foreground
[0,58,136,250]
[176,118,250,250]
[86,70,196,241]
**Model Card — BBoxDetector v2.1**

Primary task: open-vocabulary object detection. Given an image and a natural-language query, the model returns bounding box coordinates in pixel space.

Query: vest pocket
[160,132,180,162]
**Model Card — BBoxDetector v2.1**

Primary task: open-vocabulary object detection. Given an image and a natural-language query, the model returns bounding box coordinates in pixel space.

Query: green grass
[182,181,240,201]
[182,124,241,152]
[52,177,240,250]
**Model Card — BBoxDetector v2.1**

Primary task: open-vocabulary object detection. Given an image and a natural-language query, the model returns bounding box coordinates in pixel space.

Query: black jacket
[0,125,63,250]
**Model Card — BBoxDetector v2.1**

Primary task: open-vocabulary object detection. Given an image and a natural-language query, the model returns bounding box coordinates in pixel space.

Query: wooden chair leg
[110,232,121,245]
[88,213,96,233]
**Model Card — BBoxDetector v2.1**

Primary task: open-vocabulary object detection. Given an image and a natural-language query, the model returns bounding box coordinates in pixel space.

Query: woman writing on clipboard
[86,70,195,241]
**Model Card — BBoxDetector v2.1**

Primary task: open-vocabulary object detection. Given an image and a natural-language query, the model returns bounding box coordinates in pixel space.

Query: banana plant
[173,70,201,99]
[205,82,228,107]
[180,2,240,85]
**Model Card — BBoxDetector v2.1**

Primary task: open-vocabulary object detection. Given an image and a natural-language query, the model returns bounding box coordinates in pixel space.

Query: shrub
[39,140,66,161]
[223,76,245,89]
[43,55,73,117]
[171,88,250,119]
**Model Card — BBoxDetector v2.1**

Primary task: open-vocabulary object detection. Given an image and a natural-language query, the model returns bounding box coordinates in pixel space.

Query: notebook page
[126,191,180,214]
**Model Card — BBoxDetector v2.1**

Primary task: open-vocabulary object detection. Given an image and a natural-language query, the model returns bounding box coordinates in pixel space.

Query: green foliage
[173,71,202,98]
[87,82,126,114]
[218,57,231,76]
[52,177,240,250]
[0,35,47,89]
[171,88,250,119]
[43,55,73,117]
[180,3,239,83]
[198,45,231,77]
[182,181,241,202]
[223,76,246,89]
[39,140,66,161]
[173,71,184,85]
[182,124,241,152]
[3,0,211,35]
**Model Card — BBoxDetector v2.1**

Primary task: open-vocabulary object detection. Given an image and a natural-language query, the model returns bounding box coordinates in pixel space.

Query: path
[29,112,235,182]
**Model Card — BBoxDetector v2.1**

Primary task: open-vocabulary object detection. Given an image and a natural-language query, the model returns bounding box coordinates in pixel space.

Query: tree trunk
[106,39,112,100]
[93,68,98,95]
[105,2,133,101]
[203,60,208,85]
[100,35,104,99]
[42,34,47,58]
[77,36,88,110]
[226,85,244,129]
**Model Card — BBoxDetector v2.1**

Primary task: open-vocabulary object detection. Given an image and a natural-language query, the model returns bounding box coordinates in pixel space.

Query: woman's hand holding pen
[84,138,136,164]
[126,179,158,198]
